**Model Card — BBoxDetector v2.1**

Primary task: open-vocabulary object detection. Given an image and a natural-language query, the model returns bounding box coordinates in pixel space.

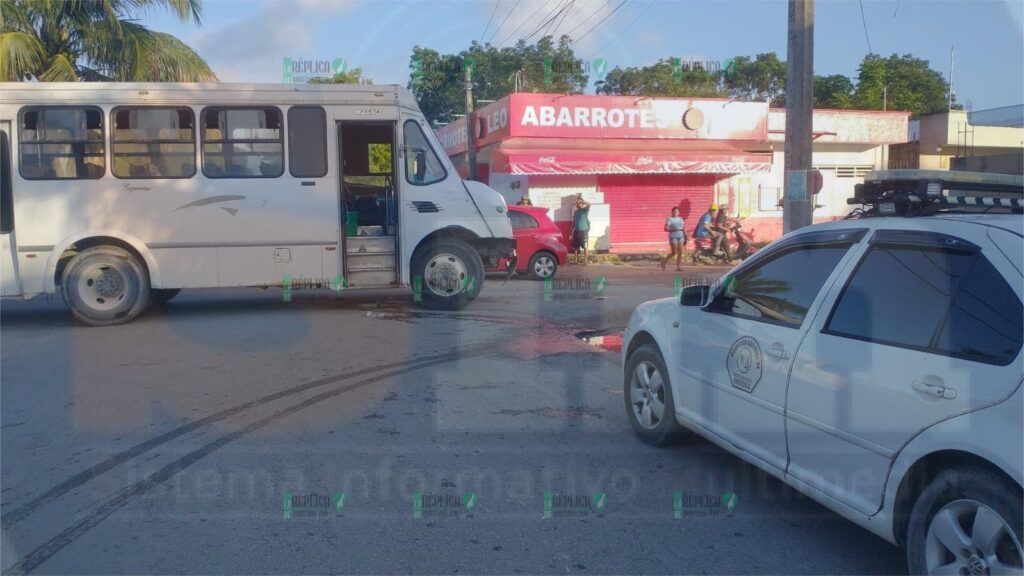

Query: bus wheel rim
[77,264,128,311]
[424,253,468,297]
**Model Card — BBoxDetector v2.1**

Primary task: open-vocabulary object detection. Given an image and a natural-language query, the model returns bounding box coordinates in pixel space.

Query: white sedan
[622,214,1023,575]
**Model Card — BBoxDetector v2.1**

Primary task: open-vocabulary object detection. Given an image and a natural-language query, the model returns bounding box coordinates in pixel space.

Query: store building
[889,106,1024,175]
[435,93,909,252]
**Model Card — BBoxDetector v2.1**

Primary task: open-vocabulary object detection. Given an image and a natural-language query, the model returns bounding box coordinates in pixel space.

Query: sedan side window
[825,246,974,349]
[708,244,851,327]
[826,245,1023,364]
[934,256,1023,364]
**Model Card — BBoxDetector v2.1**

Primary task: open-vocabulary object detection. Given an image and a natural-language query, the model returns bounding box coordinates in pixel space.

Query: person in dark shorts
[570,194,591,265]
[660,206,687,270]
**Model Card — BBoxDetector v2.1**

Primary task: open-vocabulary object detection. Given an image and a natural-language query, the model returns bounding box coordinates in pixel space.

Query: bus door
[337,120,398,288]
[0,122,20,297]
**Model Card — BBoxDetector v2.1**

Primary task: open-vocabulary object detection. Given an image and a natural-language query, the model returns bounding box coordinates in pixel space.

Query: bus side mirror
[405,146,427,183]
[415,149,427,182]
[680,285,710,307]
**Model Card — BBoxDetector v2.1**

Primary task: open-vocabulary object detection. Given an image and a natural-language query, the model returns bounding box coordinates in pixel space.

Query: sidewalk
[567,253,738,270]
[554,261,733,285]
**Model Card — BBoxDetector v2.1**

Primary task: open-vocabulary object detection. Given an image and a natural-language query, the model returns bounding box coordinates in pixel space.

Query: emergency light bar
[850,169,1024,217]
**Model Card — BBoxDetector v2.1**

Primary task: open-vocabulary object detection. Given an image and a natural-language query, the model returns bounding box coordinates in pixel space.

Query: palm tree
[1,0,216,82]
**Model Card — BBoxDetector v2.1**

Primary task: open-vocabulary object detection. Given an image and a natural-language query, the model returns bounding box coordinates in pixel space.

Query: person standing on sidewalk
[661,206,687,271]
[570,194,591,265]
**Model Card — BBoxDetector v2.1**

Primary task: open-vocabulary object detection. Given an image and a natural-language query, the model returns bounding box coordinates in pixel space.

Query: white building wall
[736,144,888,221]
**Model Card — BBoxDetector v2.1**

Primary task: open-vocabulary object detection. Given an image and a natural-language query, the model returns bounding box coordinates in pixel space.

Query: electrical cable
[585,0,652,59]
[486,0,523,44]
[859,0,874,54]
[495,0,557,47]
[572,0,629,47]
[480,0,501,42]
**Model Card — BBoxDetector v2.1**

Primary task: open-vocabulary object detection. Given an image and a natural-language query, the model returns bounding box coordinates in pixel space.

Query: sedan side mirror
[680,284,710,307]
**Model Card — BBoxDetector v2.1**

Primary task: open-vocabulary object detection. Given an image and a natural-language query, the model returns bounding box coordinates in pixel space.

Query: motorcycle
[731,221,757,261]
[690,235,732,265]
[690,221,757,265]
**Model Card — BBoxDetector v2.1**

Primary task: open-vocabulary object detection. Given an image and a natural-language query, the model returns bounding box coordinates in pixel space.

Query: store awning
[492,149,772,175]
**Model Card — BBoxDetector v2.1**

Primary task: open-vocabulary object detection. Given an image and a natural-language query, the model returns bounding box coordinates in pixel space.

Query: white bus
[0,83,515,325]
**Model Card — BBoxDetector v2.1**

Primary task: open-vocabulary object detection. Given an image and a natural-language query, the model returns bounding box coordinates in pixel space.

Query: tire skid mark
[2,345,491,530]
[6,350,489,575]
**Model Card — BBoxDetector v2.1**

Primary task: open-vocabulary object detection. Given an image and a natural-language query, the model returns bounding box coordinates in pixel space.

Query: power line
[523,0,573,43]
[527,0,573,42]
[572,0,629,47]
[480,0,501,42]
[562,1,609,39]
[496,0,557,47]
[859,0,873,54]
[486,0,522,44]
[585,0,652,59]
[551,0,576,37]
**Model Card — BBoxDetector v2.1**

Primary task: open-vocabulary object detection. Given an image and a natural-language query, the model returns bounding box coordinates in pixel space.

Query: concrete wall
[950,152,1024,175]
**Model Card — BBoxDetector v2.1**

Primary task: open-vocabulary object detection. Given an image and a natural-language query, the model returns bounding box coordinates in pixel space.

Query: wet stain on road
[491,407,603,419]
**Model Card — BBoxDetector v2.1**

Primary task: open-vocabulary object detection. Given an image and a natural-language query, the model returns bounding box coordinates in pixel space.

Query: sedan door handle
[912,378,957,400]
[766,342,791,360]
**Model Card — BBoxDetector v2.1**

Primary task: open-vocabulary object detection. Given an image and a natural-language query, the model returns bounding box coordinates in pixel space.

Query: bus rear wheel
[411,238,483,310]
[61,246,151,326]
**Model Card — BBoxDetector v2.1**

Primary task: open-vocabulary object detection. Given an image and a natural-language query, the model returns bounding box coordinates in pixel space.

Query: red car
[504,205,568,280]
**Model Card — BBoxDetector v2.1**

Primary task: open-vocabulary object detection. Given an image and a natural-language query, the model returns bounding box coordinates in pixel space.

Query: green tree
[853,53,954,115]
[595,57,724,97]
[0,0,215,81]
[724,52,787,107]
[813,74,855,108]
[408,35,588,127]
[368,143,391,174]
[308,67,372,85]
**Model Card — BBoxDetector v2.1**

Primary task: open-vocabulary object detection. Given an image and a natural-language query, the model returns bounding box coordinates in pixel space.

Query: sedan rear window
[826,246,1022,364]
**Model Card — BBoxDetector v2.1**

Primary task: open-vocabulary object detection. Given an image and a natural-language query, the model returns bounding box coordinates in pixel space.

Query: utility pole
[883,83,888,111]
[464,61,478,181]
[948,45,955,110]
[783,0,814,233]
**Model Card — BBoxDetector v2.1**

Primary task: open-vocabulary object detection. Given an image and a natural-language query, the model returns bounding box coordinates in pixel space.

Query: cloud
[635,30,662,47]
[1004,0,1023,34]
[194,0,359,82]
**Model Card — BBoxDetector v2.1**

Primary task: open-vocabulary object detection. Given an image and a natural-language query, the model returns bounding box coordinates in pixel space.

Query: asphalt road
[1,263,905,575]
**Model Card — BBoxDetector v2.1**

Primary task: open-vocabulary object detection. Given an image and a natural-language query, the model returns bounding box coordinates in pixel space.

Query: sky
[144,0,1024,110]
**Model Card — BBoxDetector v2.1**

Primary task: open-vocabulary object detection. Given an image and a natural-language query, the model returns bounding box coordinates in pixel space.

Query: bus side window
[112,107,196,179]
[402,120,446,186]
[19,107,105,180]
[287,106,327,178]
[201,107,284,178]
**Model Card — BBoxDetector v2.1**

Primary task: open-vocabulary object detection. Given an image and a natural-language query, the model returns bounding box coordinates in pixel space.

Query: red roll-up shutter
[598,174,717,252]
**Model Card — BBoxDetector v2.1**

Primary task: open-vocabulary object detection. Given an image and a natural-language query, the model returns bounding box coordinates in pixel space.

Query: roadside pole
[465,60,478,181]
[784,0,814,233]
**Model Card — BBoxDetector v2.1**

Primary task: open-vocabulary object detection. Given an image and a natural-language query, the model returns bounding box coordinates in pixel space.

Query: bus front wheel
[411,238,483,310]
[61,246,151,326]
